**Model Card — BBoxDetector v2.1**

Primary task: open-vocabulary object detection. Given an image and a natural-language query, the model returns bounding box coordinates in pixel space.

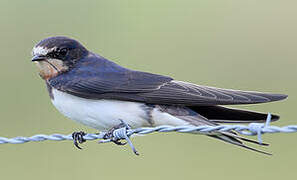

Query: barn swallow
[31,36,287,155]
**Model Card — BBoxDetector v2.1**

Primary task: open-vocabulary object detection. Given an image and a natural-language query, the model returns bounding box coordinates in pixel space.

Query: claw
[103,122,127,141]
[72,131,86,149]
[112,140,127,146]
[103,132,126,145]
[100,120,139,155]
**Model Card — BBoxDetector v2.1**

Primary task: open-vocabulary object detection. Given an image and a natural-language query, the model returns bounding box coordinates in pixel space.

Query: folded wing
[136,80,287,105]
[49,63,287,106]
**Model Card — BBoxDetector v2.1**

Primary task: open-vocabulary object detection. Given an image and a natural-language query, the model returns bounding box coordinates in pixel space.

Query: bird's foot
[100,120,139,155]
[103,122,128,146]
[72,131,86,149]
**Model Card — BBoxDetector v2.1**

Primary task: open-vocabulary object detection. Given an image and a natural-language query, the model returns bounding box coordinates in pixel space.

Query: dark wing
[50,73,287,106]
[49,70,172,97]
[48,54,173,99]
[135,80,287,105]
[49,55,287,105]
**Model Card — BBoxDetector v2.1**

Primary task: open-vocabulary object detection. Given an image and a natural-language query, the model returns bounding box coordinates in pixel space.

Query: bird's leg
[103,122,128,146]
[72,131,86,149]
[100,120,139,155]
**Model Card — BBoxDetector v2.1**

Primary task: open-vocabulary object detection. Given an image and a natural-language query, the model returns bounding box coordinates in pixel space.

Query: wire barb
[98,120,139,155]
[0,114,297,155]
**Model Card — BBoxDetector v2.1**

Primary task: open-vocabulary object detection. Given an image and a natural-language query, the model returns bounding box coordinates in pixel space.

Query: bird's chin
[34,59,68,80]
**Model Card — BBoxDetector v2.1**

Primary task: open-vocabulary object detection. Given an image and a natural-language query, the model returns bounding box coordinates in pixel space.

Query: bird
[31,36,287,155]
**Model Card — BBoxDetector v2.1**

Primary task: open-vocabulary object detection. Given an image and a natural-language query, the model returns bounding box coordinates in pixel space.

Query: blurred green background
[0,0,296,179]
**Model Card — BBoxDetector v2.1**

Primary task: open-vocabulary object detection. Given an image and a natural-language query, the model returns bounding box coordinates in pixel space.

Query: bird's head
[32,36,88,80]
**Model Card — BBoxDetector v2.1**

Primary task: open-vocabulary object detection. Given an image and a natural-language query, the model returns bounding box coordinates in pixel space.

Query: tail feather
[222,132,269,146]
[190,105,280,123]
[209,132,271,155]
[155,104,275,155]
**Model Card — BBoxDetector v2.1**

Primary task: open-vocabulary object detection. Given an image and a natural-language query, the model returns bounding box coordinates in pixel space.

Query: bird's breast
[50,88,154,130]
[50,88,190,131]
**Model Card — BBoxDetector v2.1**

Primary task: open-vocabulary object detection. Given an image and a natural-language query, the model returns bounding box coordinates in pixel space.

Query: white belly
[51,89,189,131]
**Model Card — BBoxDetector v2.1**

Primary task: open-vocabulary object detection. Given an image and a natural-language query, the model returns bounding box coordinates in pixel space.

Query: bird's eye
[47,48,69,59]
[59,48,68,57]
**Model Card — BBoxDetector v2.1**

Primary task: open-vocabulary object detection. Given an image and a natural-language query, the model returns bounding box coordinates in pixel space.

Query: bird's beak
[32,55,46,62]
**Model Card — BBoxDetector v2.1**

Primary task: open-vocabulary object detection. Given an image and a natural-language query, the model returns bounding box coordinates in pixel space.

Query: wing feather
[135,80,286,105]
[49,56,287,106]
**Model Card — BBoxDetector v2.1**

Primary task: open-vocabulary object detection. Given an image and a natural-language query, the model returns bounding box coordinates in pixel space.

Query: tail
[156,105,277,155]
[189,106,276,155]
[208,132,272,155]
[177,114,273,155]
[190,105,280,123]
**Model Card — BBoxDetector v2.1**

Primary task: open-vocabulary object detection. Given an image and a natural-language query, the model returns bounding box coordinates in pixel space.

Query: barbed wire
[0,113,296,155]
